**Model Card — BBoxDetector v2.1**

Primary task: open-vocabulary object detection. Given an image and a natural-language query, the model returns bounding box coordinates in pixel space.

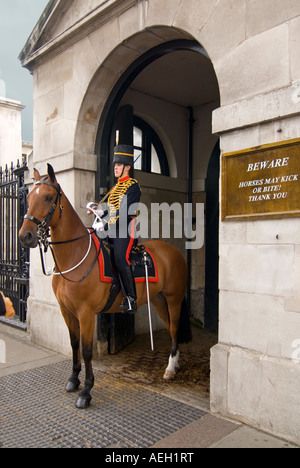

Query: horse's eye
[44,195,53,203]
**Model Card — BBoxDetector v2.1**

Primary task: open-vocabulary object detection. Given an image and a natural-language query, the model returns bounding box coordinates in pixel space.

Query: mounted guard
[19,163,191,409]
[96,144,141,313]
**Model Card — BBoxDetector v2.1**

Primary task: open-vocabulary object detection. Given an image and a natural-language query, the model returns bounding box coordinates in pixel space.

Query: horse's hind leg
[163,296,181,381]
[151,292,170,331]
[61,307,81,393]
[151,292,181,381]
[76,312,95,409]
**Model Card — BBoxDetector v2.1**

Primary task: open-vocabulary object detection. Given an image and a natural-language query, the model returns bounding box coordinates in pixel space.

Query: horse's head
[19,164,62,248]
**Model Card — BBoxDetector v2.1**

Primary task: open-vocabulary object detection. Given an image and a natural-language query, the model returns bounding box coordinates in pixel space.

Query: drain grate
[0,360,206,448]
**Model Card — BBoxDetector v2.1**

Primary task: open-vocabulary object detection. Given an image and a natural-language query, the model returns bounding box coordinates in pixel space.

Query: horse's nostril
[20,230,36,248]
[25,232,33,241]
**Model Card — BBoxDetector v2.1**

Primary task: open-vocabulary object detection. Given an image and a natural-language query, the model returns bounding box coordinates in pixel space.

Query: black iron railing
[0,158,29,325]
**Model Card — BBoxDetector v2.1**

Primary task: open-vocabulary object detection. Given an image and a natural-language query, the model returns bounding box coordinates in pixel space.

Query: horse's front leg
[76,314,95,409]
[60,307,81,393]
[65,328,81,392]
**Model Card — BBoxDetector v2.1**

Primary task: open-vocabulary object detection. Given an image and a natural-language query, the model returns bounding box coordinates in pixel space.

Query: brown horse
[19,164,191,409]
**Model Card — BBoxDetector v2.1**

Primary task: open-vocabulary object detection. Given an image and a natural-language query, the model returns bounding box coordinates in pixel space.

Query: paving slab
[151,413,240,448]
[210,425,298,449]
[0,323,66,377]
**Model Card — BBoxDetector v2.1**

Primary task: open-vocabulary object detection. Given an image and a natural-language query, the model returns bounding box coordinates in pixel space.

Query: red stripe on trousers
[126,218,135,266]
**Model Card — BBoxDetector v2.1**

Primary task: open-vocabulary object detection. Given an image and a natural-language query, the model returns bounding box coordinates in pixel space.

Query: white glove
[86,202,105,235]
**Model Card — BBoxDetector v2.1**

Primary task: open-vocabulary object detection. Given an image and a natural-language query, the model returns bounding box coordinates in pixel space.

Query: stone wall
[211,84,300,443]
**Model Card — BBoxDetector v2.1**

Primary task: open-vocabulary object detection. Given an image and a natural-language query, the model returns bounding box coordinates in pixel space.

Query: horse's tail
[177,298,192,344]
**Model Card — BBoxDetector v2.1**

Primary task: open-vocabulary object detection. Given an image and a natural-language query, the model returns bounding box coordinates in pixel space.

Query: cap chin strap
[120,164,125,179]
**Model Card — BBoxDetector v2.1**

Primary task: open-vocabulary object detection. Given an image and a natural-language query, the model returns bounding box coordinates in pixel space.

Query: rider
[102,144,141,313]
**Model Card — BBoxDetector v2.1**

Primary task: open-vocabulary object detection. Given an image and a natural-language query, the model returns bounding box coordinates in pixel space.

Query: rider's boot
[118,265,137,314]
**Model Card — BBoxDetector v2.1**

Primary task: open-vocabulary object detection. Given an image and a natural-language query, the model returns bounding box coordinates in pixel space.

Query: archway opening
[95,33,220,354]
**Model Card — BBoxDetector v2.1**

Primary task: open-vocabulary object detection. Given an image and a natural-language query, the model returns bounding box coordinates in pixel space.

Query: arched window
[133,117,169,176]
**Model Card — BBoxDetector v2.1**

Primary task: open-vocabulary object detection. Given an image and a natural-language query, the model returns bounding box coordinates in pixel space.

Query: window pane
[133,127,142,148]
[151,145,161,174]
[134,148,142,170]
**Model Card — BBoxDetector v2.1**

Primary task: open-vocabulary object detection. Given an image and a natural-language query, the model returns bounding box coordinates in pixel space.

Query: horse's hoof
[65,379,80,393]
[163,370,175,381]
[76,396,91,409]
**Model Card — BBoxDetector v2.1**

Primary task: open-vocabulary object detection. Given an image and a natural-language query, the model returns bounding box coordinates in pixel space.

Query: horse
[19,164,191,409]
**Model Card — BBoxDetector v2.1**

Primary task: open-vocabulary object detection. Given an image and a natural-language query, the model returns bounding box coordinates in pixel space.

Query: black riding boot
[100,248,121,313]
[101,278,121,313]
[118,266,137,313]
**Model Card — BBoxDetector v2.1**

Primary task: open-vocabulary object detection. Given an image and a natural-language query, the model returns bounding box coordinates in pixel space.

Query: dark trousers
[109,219,137,272]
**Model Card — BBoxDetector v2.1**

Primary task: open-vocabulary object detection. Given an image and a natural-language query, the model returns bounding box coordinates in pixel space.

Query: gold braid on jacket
[105,177,139,228]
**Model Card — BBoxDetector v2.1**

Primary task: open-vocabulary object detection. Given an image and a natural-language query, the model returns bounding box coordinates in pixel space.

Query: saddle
[90,232,159,284]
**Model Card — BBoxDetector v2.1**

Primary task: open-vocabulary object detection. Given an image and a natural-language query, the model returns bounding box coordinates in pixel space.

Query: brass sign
[222,138,300,221]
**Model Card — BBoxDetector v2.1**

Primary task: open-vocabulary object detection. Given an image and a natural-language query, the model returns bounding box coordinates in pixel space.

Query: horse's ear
[33,168,41,182]
[47,164,56,183]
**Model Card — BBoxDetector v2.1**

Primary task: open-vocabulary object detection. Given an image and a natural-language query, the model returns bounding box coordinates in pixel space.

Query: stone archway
[74,26,220,350]
[74,27,203,163]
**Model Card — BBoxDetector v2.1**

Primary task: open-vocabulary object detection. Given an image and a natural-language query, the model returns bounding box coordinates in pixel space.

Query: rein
[45,230,100,283]
[24,180,99,282]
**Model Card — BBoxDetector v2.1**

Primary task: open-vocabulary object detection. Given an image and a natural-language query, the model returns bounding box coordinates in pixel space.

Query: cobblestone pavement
[93,327,217,409]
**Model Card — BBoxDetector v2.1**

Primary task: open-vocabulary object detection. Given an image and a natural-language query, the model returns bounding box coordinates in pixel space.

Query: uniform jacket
[103,176,141,233]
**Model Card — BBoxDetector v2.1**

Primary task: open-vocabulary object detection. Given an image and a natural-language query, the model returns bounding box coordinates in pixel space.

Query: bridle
[24,180,63,248]
[24,180,99,282]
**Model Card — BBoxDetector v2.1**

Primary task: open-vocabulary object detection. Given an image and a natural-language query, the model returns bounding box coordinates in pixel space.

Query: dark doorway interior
[204,142,220,333]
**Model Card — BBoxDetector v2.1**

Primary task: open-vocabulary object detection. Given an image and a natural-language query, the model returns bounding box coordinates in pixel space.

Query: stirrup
[119,296,137,314]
